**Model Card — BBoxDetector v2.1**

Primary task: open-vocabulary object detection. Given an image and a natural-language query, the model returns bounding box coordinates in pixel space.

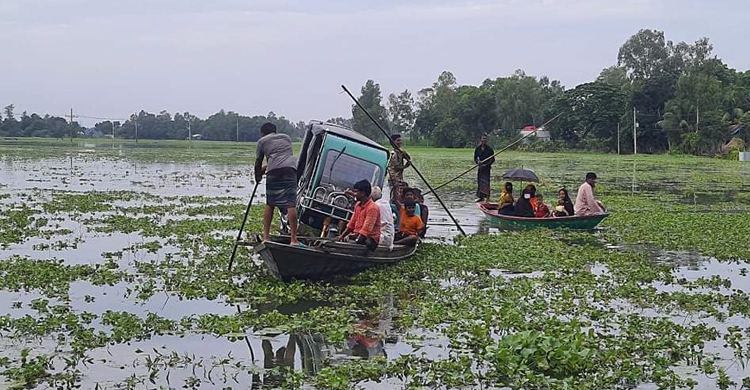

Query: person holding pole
[474,134,495,202]
[254,122,301,246]
[387,134,411,199]
[342,84,467,237]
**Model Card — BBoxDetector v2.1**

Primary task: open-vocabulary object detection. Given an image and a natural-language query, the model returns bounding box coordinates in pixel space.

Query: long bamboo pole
[341,85,466,236]
[228,180,261,271]
[423,113,562,196]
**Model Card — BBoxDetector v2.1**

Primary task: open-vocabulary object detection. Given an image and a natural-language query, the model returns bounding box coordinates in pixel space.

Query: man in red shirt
[337,180,381,251]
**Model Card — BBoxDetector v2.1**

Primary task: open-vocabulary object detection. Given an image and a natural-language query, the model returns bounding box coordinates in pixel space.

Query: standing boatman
[474,134,495,202]
[386,134,411,199]
[255,122,301,246]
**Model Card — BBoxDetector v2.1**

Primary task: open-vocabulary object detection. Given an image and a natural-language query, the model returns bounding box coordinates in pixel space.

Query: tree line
[0,106,307,142]
[3,29,749,155]
[352,29,750,155]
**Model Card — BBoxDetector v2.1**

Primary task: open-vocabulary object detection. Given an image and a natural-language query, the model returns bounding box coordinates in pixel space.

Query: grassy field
[1,137,750,389]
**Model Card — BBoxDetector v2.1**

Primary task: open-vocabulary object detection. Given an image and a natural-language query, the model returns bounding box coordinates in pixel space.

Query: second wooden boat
[478,203,608,230]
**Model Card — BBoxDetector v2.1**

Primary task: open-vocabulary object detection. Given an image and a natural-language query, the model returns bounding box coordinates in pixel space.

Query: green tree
[3,104,15,120]
[387,90,415,136]
[484,70,563,140]
[1,104,21,136]
[661,58,736,154]
[548,82,625,150]
[351,80,388,141]
[413,70,561,147]
[597,66,631,97]
[326,117,352,128]
[618,29,676,81]
[614,30,709,152]
[413,87,438,140]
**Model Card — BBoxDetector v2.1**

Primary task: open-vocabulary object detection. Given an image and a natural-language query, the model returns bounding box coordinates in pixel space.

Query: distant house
[520,125,550,141]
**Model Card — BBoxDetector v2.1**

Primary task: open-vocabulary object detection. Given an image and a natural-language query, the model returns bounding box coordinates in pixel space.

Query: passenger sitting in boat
[554,199,570,217]
[557,188,575,216]
[394,199,424,247]
[413,188,429,238]
[533,194,550,218]
[370,186,394,250]
[513,185,535,217]
[482,182,514,215]
[574,172,606,216]
[497,182,514,215]
[391,186,421,229]
[337,180,381,251]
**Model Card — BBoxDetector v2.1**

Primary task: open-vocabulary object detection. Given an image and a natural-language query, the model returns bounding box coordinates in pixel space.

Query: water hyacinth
[0,138,748,389]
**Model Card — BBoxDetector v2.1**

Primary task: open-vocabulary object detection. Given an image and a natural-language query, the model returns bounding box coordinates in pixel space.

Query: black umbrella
[501,168,539,182]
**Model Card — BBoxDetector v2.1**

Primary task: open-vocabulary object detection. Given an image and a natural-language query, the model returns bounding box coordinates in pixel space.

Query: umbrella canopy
[501,168,539,182]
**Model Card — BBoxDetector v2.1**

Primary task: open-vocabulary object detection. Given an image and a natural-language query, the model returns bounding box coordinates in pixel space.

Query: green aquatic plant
[2,142,750,389]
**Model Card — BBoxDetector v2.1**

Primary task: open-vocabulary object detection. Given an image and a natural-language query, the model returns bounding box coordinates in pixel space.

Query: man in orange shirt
[337,180,381,251]
[394,198,424,247]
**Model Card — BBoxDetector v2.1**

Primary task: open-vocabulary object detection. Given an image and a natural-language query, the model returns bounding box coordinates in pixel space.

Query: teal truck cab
[292,121,389,235]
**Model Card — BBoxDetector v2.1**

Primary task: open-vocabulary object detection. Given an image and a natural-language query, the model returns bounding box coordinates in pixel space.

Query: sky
[2,0,749,126]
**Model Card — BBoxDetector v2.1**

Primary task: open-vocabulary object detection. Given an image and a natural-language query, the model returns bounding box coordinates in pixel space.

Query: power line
[62,114,129,121]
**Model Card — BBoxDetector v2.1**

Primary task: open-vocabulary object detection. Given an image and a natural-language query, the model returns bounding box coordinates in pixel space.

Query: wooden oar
[423,113,562,196]
[342,85,466,236]
[228,179,261,272]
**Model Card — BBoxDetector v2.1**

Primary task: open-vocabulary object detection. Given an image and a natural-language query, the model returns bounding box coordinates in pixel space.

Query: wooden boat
[252,235,417,280]
[478,203,608,230]
[234,122,415,279]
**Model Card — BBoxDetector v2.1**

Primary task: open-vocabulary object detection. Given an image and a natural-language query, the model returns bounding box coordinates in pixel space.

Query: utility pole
[236,118,239,142]
[188,117,192,147]
[696,102,700,134]
[633,107,638,155]
[617,123,620,155]
[69,108,74,142]
[134,118,139,144]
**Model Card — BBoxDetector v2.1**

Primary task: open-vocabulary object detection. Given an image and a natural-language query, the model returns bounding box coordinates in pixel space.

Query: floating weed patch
[0,256,125,299]
[603,195,750,261]
[0,206,45,246]
[2,144,750,389]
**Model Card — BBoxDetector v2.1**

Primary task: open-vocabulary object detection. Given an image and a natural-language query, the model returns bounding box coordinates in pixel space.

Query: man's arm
[416,217,426,237]
[337,227,353,241]
[254,158,265,183]
[392,196,403,210]
[338,215,356,241]
[403,151,412,169]
[254,141,265,182]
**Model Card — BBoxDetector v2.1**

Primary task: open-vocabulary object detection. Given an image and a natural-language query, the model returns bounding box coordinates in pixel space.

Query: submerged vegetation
[0,140,749,389]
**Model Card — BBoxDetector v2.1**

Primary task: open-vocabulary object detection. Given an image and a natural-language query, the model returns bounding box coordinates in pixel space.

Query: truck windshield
[319,150,382,191]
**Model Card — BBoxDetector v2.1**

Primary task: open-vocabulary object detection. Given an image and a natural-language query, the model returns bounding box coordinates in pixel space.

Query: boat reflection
[249,295,394,388]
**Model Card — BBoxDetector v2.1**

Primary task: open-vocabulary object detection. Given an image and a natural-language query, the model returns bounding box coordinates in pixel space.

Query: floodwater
[1,149,749,389]
[0,154,468,389]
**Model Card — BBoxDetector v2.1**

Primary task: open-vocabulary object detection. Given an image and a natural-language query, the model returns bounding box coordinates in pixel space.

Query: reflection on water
[0,156,258,199]
[246,293,395,387]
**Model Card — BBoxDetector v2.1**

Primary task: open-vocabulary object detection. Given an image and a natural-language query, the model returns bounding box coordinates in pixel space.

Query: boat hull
[478,204,608,230]
[254,236,416,280]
